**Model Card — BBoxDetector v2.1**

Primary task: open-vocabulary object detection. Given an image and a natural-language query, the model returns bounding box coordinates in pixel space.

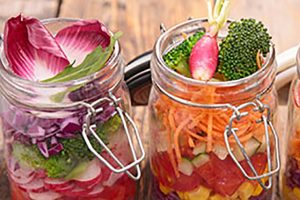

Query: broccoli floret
[163,31,205,76]
[218,18,272,80]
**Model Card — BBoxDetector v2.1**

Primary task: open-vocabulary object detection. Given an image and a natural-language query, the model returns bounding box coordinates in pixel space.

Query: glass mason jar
[283,48,300,199]
[147,19,280,200]
[0,19,144,200]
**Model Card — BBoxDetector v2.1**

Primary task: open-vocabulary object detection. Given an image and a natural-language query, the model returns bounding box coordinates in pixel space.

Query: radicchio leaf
[4,15,69,81]
[55,20,111,65]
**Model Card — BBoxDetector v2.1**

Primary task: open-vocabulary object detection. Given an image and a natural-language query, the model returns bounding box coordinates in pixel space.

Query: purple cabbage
[3,87,117,158]
[69,81,107,102]
[285,157,300,188]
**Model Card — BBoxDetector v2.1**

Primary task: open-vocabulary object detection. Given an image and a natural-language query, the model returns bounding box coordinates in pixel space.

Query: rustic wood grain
[0,0,60,32]
[59,0,300,62]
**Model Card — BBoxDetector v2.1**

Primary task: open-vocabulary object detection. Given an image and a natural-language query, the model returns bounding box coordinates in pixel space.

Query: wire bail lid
[80,92,145,180]
[224,99,280,190]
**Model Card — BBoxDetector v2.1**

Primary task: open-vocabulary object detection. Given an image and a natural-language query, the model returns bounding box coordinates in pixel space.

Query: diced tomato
[151,152,203,192]
[151,151,268,196]
[196,152,267,196]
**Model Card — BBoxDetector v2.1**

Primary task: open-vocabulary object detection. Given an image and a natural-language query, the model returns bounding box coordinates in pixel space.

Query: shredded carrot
[181,32,188,40]
[188,137,195,148]
[188,113,206,129]
[186,129,207,142]
[174,117,191,163]
[206,114,213,152]
[256,50,262,69]
[168,108,176,131]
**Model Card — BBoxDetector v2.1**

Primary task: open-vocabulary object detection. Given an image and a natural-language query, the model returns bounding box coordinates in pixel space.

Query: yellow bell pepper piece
[237,182,255,200]
[159,183,172,195]
[186,186,211,200]
[209,194,228,200]
[293,187,300,199]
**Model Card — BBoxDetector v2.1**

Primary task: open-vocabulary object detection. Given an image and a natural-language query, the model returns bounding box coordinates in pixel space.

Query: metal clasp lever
[224,100,280,190]
[81,93,145,180]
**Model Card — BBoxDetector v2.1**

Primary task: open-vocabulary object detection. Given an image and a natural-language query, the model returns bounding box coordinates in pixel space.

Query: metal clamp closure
[224,99,280,190]
[81,92,145,180]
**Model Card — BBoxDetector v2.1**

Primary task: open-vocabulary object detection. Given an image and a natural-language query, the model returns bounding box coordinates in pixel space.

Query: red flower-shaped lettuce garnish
[55,19,110,66]
[4,15,112,82]
[4,15,69,81]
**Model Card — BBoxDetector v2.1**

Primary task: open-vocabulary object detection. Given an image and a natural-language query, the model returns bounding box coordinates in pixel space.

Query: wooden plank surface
[0,0,60,31]
[59,0,300,62]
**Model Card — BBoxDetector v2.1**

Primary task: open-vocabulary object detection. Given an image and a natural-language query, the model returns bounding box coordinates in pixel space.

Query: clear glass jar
[283,48,300,199]
[147,19,280,200]
[0,19,144,200]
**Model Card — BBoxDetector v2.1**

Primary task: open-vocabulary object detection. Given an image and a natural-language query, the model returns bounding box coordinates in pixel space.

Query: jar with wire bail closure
[147,18,280,200]
[0,18,145,200]
[282,47,300,200]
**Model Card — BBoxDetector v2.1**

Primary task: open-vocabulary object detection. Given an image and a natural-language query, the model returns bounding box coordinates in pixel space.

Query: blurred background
[0,0,299,62]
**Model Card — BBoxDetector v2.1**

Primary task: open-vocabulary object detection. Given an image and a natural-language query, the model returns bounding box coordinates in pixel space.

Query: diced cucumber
[256,136,267,153]
[192,142,206,155]
[192,153,210,168]
[212,144,228,160]
[178,158,194,176]
[233,137,261,161]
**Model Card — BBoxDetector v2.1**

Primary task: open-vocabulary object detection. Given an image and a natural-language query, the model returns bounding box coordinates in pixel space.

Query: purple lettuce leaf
[55,19,111,65]
[4,15,69,81]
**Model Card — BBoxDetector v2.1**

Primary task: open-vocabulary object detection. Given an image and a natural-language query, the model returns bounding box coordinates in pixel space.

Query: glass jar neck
[297,47,300,79]
[151,19,276,106]
[0,19,123,111]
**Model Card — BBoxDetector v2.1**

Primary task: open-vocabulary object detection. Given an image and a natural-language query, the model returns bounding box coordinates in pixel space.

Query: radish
[29,191,62,200]
[44,178,72,190]
[52,183,75,193]
[85,183,104,198]
[189,0,231,80]
[19,179,45,193]
[11,167,35,179]
[103,172,124,187]
[73,160,102,188]
[65,185,94,197]
[10,170,35,185]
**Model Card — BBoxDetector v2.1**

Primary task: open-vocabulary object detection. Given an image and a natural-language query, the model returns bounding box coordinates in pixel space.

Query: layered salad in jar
[1,15,136,200]
[283,79,300,199]
[149,0,278,199]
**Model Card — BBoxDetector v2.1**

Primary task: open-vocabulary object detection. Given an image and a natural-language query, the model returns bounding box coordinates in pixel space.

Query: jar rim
[154,18,276,88]
[0,17,121,89]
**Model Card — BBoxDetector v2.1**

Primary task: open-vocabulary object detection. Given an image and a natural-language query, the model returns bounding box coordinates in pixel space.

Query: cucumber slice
[212,144,228,160]
[192,154,210,168]
[178,158,194,176]
[192,142,207,155]
[233,137,261,161]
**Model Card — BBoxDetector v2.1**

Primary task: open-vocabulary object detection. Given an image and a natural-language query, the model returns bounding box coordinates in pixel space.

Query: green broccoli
[218,18,272,80]
[163,31,205,76]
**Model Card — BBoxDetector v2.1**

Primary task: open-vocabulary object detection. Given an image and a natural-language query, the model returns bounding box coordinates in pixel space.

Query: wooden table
[0,0,298,199]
